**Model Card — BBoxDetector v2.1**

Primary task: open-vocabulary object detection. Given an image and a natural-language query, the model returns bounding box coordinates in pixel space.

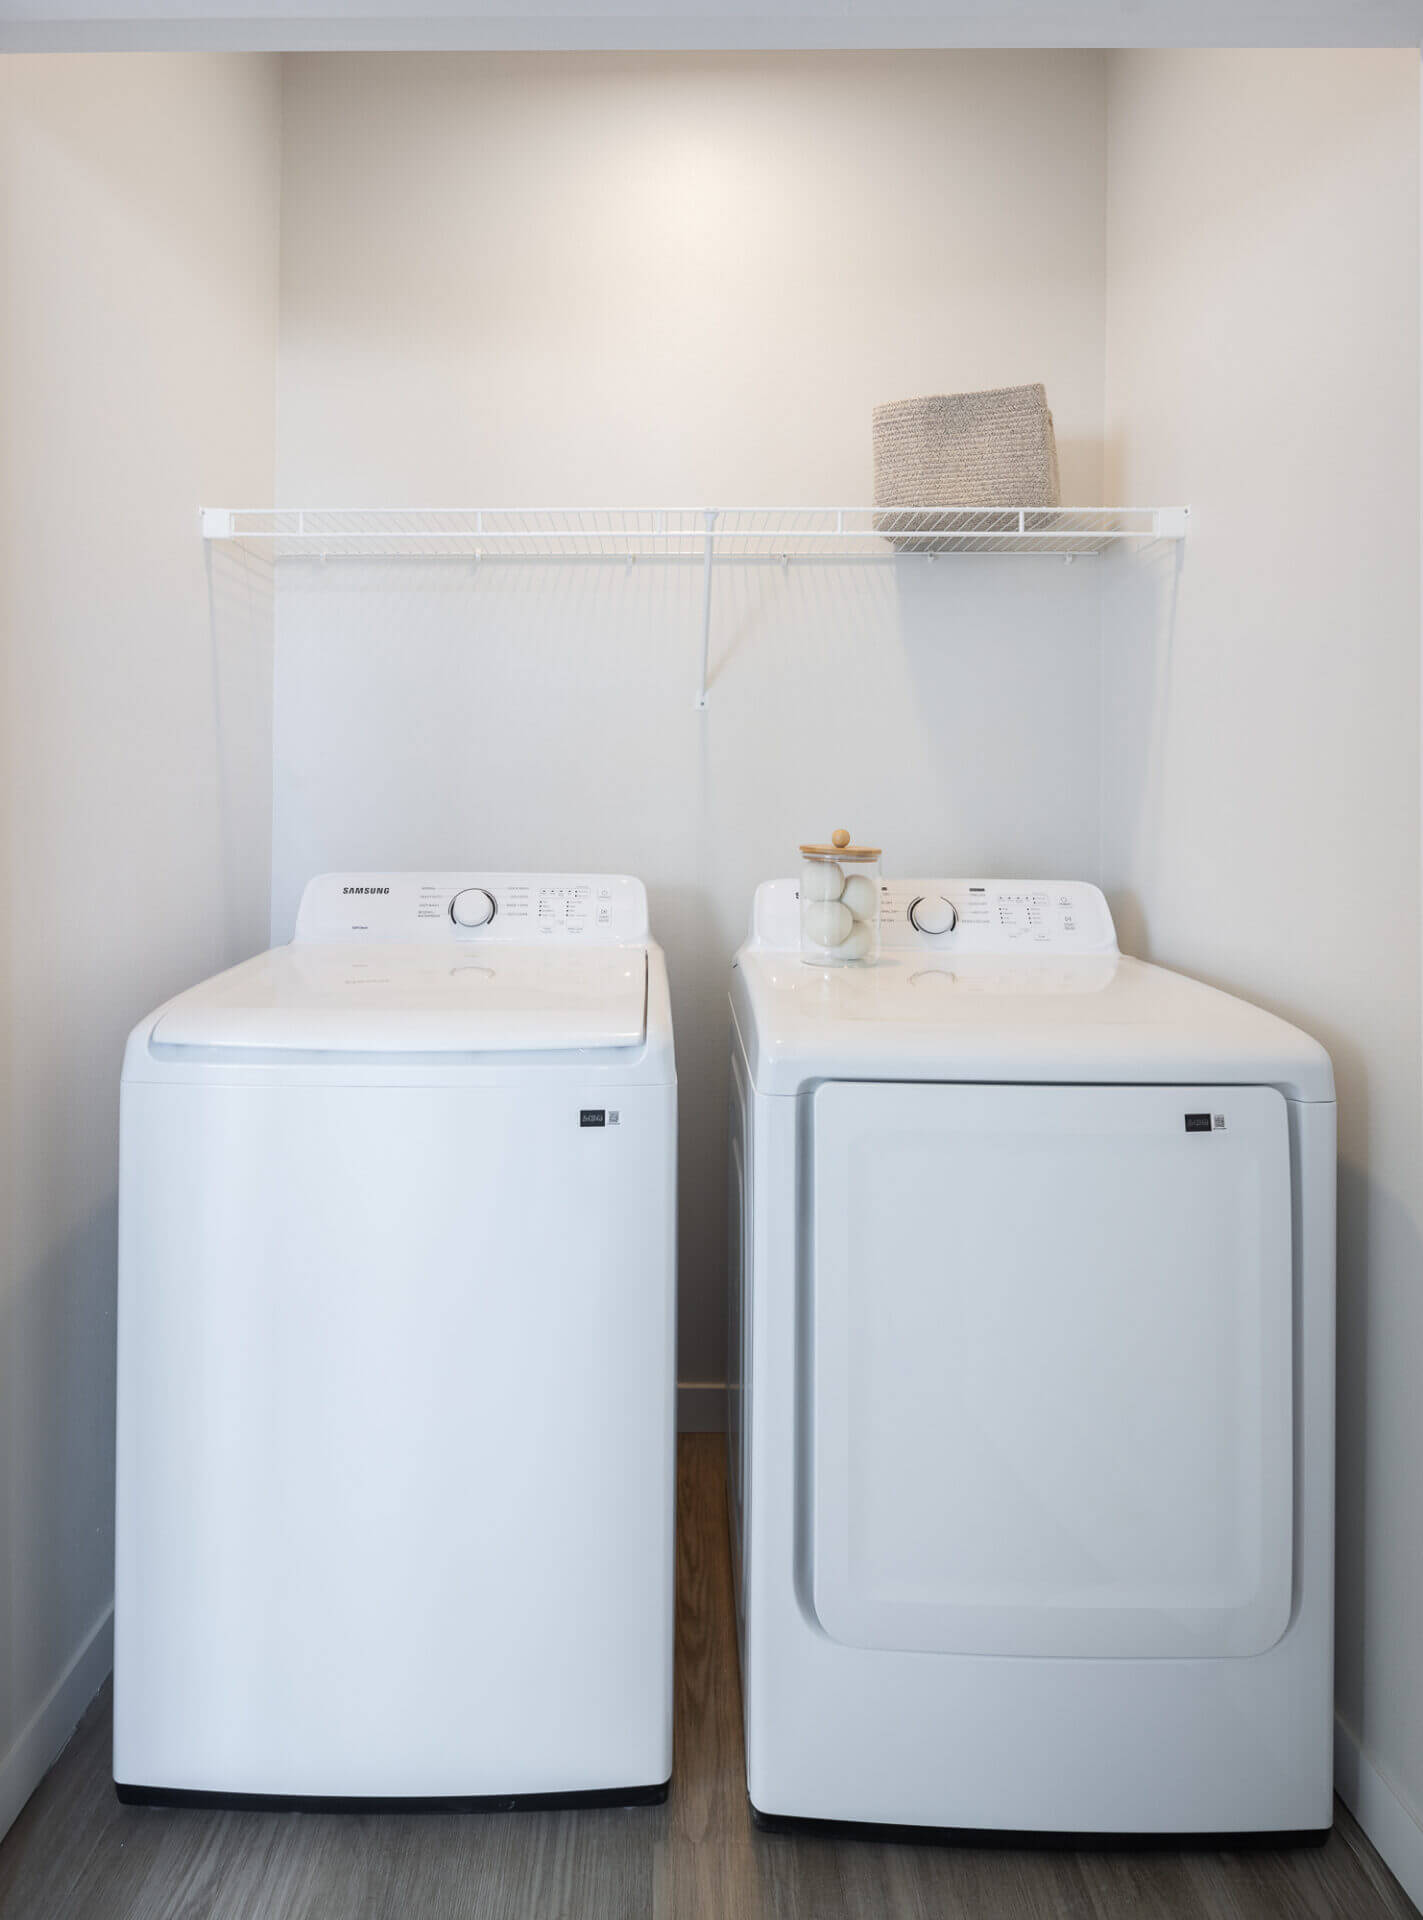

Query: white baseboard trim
[1335,1715,1423,1913]
[0,1604,113,1846]
[677,1381,726,1432]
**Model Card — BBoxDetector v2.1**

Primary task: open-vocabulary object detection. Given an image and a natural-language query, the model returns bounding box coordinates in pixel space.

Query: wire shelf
[201,504,1188,708]
[201,505,1188,561]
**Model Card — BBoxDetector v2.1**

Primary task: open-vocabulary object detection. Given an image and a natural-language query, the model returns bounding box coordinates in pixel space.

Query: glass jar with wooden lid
[799,829,882,965]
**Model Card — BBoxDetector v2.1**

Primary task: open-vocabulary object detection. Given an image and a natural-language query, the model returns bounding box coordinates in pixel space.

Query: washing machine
[115,871,675,1807]
[727,876,1334,1840]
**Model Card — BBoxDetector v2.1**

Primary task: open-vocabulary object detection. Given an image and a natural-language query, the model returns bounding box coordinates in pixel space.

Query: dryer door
[808,1081,1293,1660]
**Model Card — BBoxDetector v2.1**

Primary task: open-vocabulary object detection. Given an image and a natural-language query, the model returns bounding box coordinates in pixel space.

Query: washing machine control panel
[751,878,1117,954]
[293,873,650,944]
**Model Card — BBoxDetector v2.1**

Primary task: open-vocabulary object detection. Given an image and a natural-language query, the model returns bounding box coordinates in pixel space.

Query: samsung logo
[343,886,390,895]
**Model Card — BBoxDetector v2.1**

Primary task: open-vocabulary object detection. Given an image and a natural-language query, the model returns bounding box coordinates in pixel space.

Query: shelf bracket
[1155,506,1190,541]
[694,508,718,711]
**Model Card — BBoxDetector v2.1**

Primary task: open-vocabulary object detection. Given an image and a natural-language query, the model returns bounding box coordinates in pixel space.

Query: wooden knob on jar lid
[832,829,851,848]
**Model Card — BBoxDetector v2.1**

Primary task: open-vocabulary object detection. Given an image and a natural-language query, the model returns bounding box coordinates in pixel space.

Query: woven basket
[873,384,1060,550]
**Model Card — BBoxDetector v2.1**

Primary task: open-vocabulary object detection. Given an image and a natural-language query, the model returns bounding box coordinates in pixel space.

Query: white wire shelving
[201,505,1189,707]
[201,505,1187,559]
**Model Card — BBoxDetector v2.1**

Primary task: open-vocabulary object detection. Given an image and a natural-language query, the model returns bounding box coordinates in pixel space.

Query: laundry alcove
[1,33,1420,1909]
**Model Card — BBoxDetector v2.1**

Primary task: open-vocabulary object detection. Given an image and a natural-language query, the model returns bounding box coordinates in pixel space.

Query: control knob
[450,888,496,929]
[908,895,957,935]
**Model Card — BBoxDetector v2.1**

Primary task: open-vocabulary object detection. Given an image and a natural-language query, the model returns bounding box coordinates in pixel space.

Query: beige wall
[271,51,1113,1403]
[277,52,1108,505]
[1101,49,1422,1891]
[0,52,281,1834]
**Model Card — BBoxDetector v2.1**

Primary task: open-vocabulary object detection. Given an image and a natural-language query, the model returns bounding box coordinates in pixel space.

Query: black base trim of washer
[115,1778,670,1815]
[748,1802,1330,1851]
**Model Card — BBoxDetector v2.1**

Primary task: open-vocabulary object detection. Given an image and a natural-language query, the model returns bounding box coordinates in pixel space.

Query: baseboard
[677,1381,725,1432]
[0,1604,113,1845]
[1335,1715,1423,1913]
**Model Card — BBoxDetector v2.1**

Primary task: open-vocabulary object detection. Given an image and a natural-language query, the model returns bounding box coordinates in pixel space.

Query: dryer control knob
[450,888,496,929]
[909,895,957,936]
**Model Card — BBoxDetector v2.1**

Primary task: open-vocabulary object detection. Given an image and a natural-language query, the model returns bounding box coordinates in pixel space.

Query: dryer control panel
[750,878,1118,955]
[881,880,1118,953]
[293,872,650,945]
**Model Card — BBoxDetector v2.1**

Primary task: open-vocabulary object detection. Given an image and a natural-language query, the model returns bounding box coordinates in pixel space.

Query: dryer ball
[803,901,853,947]
[801,861,845,903]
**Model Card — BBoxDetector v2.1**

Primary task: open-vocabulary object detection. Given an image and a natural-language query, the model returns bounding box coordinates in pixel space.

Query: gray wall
[0,51,281,1835]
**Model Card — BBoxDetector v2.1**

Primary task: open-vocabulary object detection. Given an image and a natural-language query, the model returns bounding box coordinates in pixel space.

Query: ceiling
[2,0,1421,53]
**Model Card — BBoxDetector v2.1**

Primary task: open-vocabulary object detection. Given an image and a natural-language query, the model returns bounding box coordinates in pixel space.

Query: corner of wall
[1336,1715,1423,1913]
[0,1611,113,1844]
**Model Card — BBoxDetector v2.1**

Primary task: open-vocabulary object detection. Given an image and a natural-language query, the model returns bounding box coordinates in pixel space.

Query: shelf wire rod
[695,509,717,711]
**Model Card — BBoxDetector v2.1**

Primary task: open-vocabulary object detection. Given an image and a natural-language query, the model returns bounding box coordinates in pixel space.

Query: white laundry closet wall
[270,49,1112,1414]
[1100,49,1423,1900]
[0,56,281,1837]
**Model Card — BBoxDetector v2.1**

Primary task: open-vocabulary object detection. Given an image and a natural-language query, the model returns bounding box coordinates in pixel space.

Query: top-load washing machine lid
[151,944,648,1053]
[148,872,652,1055]
[733,878,1334,1101]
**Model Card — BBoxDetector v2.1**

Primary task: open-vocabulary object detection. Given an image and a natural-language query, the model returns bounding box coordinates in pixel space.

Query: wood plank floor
[0,1436,1415,1920]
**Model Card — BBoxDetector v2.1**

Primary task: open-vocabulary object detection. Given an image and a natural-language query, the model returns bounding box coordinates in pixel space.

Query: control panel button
[450,887,496,929]
[908,895,958,936]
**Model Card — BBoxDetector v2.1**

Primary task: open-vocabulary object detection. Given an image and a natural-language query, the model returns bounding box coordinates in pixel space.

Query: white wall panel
[0,51,281,1838]
[1101,44,1423,1874]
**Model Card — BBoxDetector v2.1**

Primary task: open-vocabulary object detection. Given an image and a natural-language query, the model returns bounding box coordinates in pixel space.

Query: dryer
[116,871,676,1807]
[728,877,1334,1839]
